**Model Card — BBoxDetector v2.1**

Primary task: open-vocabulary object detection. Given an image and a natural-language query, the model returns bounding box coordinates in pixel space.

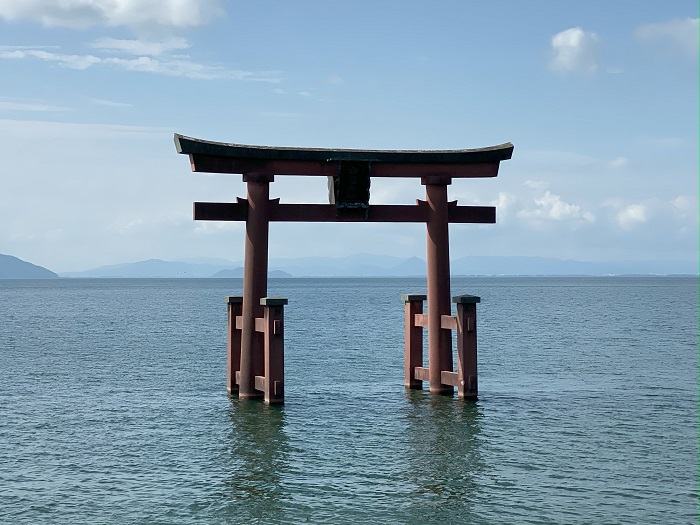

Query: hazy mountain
[175,257,240,266]
[390,256,426,276]
[60,259,233,278]
[61,259,292,278]
[267,253,420,276]
[60,254,697,278]
[211,268,293,278]
[0,254,58,279]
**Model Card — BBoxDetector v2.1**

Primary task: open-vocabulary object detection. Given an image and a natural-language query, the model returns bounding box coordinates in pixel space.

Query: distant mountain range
[0,254,58,279]
[211,268,293,278]
[57,253,698,278]
[2,252,696,279]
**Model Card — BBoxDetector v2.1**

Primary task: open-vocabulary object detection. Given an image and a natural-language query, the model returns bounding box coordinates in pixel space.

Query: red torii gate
[175,134,513,404]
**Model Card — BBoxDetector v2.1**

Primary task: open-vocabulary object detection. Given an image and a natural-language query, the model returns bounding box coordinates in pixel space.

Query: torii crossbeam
[175,134,513,403]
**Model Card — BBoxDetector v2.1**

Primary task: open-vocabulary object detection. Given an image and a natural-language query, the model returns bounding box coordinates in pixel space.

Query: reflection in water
[224,398,289,522]
[404,390,485,522]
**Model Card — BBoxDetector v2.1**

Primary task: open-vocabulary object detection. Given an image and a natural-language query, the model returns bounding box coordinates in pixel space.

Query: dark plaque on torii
[175,134,513,404]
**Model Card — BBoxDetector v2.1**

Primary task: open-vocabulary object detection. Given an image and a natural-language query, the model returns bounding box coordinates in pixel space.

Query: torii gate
[175,134,513,404]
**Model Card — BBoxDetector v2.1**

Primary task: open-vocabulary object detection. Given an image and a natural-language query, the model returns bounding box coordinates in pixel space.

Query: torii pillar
[424,178,454,394]
[239,174,271,399]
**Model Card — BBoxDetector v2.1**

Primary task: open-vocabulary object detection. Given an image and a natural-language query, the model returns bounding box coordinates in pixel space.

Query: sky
[0,0,697,273]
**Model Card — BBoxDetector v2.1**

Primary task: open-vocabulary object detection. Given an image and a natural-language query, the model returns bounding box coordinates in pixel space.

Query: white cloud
[671,195,698,220]
[0,47,280,81]
[608,156,629,168]
[518,190,595,222]
[0,100,68,112]
[549,27,601,74]
[90,37,190,56]
[0,44,59,50]
[193,222,242,235]
[299,91,311,97]
[671,195,694,211]
[327,75,344,85]
[0,118,169,140]
[0,0,224,30]
[636,18,699,58]
[616,204,648,229]
[89,98,133,108]
[490,192,517,222]
[648,137,687,149]
[0,48,100,69]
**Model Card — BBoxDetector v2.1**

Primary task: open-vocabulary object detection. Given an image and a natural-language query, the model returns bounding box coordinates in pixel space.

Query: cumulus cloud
[671,195,698,219]
[615,204,648,229]
[518,190,595,223]
[636,18,699,58]
[90,37,190,56]
[490,192,517,222]
[549,27,601,74]
[0,47,280,81]
[0,0,224,30]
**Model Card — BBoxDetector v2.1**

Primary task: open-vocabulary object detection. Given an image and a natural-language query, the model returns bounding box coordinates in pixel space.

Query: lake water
[1,277,697,524]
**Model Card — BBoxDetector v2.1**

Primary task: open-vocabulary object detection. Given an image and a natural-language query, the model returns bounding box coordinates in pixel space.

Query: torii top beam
[174,134,514,179]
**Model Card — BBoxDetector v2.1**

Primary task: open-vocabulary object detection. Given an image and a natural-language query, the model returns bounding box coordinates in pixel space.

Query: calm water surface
[1,277,697,524]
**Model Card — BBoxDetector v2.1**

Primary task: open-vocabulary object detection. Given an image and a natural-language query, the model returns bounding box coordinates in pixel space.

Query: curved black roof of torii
[175,134,514,164]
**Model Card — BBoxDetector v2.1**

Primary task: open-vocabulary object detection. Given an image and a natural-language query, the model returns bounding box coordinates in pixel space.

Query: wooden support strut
[454,295,479,399]
[261,297,287,404]
[226,295,243,394]
[227,295,288,404]
[403,294,426,389]
[193,200,496,224]
[404,294,480,399]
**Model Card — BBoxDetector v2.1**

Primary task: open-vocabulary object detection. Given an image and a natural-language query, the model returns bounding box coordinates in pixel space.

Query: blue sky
[0,1,697,272]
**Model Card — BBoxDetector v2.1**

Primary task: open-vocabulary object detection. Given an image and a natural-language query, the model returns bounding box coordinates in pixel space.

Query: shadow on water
[403,390,485,522]
[223,397,289,521]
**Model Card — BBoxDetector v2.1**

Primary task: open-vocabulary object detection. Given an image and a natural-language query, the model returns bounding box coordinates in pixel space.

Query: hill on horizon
[0,254,58,279]
[211,268,293,278]
[58,254,698,278]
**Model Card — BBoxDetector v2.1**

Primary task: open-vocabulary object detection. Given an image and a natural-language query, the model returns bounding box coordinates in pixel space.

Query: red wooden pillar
[226,295,243,394]
[454,294,480,399]
[424,179,454,394]
[403,294,426,389]
[239,175,272,399]
[261,298,287,404]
